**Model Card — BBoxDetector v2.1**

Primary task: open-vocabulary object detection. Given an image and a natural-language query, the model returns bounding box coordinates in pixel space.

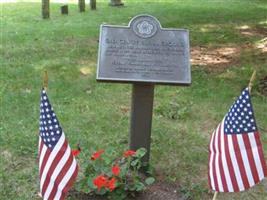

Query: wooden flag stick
[212,191,218,200]
[248,70,257,94]
[43,70,48,90]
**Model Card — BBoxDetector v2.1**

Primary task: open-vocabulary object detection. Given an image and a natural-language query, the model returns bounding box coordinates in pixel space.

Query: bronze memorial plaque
[97,14,191,85]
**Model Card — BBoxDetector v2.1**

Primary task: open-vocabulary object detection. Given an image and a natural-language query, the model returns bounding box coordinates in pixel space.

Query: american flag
[38,89,78,200]
[208,88,267,192]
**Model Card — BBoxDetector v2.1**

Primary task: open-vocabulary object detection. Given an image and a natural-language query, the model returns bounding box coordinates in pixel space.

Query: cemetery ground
[1,0,267,199]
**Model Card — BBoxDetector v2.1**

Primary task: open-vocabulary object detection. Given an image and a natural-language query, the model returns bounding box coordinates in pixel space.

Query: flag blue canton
[39,89,62,149]
[224,88,257,134]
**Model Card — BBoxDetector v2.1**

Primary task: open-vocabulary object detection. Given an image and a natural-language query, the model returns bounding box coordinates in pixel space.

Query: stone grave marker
[97,14,191,164]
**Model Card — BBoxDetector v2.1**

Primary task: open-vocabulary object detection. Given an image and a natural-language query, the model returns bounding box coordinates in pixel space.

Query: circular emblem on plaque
[131,15,159,38]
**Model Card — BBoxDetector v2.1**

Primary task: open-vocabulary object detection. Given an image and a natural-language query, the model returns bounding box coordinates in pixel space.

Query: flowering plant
[77,147,155,200]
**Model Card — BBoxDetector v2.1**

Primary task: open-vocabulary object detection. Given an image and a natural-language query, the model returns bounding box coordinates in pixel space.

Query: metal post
[130,83,154,164]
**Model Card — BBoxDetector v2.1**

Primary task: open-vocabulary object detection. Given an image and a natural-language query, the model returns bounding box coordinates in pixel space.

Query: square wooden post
[130,84,154,164]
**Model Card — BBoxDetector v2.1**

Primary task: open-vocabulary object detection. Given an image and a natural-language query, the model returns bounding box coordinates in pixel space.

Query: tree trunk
[78,0,85,12]
[42,0,50,19]
[109,0,124,6]
[90,0,96,10]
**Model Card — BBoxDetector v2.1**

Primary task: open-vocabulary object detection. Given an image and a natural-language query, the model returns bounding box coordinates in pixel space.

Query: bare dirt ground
[191,26,267,72]
[190,46,241,69]
[131,182,186,200]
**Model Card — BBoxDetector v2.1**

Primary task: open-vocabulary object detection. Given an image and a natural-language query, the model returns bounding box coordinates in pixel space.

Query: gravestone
[109,0,124,6]
[61,5,68,15]
[97,15,191,164]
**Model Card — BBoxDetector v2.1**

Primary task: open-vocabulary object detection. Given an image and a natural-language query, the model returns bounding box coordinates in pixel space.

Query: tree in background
[79,0,85,12]
[42,0,49,19]
[90,0,96,10]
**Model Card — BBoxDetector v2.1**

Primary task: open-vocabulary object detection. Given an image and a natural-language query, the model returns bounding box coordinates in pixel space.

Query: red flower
[72,149,81,157]
[91,149,104,160]
[106,177,116,191]
[111,165,120,176]
[123,150,136,158]
[93,175,108,191]
[72,143,81,157]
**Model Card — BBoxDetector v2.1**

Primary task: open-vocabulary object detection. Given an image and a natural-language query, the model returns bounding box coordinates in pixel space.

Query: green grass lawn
[1,0,267,199]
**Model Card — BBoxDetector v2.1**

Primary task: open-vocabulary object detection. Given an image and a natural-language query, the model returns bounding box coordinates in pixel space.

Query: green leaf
[96,187,108,195]
[102,166,111,175]
[128,184,136,191]
[145,177,155,185]
[85,164,95,176]
[136,182,145,191]
[88,177,97,190]
[135,148,147,158]
[76,177,92,193]
[103,155,112,165]
[120,165,128,177]
[108,189,128,200]
[131,159,139,167]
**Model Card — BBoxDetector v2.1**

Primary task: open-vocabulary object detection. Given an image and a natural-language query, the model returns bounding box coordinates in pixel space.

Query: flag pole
[248,70,256,94]
[43,70,48,91]
[212,191,218,200]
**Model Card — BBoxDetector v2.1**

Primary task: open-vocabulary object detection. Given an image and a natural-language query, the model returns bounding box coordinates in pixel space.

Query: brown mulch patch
[190,25,267,72]
[68,182,186,200]
[190,46,241,71]
[238,25,267,38]
[191,42,267,72]
[255,38,267,53]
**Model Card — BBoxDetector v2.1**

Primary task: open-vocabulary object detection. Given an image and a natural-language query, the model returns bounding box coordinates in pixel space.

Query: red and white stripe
[38,133,78,200]
[208,117,267,192]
